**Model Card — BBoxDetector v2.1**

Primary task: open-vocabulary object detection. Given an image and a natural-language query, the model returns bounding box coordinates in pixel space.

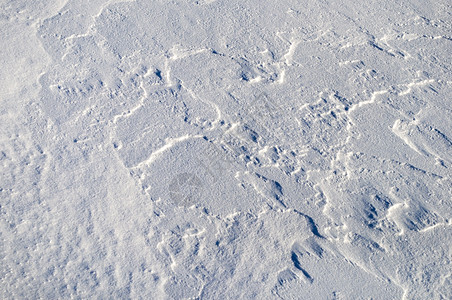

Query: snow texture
[1,0,451,299]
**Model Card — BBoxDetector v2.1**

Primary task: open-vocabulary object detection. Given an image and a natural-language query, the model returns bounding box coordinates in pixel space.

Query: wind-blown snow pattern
[1,0,451,299]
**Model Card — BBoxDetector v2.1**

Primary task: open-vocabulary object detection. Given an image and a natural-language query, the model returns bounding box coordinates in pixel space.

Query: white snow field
[1,0,451,299]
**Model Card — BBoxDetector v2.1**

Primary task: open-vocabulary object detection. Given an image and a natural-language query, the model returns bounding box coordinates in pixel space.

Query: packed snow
[1,0,451,299]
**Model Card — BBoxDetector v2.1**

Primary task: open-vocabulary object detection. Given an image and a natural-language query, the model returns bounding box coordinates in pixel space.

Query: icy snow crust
[1,0,451,299]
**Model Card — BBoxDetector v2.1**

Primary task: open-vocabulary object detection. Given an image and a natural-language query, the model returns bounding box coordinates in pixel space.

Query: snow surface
[1,0,451,299]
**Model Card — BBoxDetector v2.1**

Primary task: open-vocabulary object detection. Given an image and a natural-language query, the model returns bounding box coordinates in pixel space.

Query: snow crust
[1,0,451,299]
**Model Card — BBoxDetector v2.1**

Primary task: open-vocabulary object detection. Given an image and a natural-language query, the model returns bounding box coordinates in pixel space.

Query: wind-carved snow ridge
[2,0,451,299]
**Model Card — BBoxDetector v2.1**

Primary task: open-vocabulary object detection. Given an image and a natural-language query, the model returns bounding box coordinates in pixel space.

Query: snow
[1,0,451,299]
